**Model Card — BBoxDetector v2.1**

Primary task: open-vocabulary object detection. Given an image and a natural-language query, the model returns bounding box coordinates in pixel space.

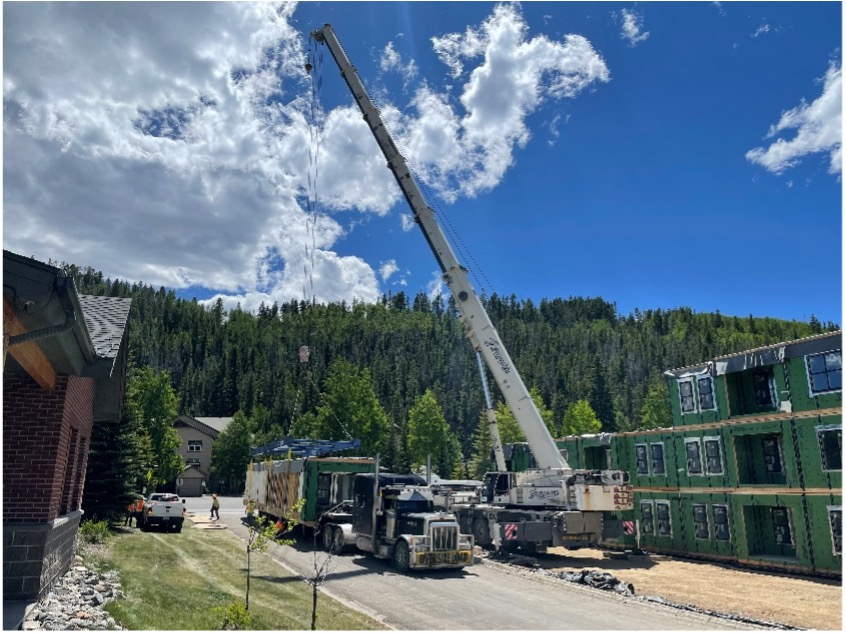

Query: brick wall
[3,372,95,601]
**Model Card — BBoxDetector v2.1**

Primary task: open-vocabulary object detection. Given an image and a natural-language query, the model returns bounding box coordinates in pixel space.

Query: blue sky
[4,2,842,325]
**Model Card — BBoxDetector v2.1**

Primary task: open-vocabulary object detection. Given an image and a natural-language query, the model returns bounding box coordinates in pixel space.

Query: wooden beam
[3,297,57,390]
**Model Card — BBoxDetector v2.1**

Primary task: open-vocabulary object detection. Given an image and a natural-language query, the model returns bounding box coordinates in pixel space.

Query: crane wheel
[332,526,345,554]
[322,525,335,552]
[472,518,490,547]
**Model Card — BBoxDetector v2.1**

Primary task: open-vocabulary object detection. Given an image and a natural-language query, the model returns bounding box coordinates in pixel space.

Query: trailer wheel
[392,540,410,573]
[472,518,490,547]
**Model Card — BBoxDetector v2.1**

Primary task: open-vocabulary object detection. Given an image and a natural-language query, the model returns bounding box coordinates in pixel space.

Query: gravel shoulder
[520,547,842,631]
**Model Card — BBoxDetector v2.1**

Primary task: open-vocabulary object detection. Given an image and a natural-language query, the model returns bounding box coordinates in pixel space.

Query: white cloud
[380,259,399,282]
[746,62,842,176]
[400,213,416,231]
[620,9,650,47]
[752,23,771,38]
[3,1,609,309]
[380,41,419,89]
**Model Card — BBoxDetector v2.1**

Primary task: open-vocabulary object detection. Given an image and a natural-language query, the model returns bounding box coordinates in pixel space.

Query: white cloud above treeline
[3,1,609,312]
[746,62,842,177]
[619,9,649,47]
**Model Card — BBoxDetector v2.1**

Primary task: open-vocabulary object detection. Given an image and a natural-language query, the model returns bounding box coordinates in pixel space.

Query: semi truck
[244,455,474,571]
[311,24,635,553]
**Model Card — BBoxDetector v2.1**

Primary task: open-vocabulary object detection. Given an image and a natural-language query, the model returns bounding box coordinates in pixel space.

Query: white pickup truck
[141,493,186,532]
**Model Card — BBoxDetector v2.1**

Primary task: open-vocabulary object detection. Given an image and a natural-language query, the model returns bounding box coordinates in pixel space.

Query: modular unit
[542,333,841,576]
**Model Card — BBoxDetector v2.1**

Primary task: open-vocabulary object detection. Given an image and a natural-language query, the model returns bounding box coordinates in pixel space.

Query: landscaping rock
[22,563,125,630]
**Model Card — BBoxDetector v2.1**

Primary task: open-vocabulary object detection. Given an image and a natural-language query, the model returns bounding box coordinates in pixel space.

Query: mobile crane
[311,24,633,552]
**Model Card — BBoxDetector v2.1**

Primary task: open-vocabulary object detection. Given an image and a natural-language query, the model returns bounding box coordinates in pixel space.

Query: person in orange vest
[125,496,144,527]
[210,493,220,521]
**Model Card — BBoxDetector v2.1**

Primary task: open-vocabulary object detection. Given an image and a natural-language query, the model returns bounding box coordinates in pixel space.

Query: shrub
[212,602,253,630]
[79,519,110,545]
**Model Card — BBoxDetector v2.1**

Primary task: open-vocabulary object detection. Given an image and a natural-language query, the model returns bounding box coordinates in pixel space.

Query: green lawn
[87,520,384,630]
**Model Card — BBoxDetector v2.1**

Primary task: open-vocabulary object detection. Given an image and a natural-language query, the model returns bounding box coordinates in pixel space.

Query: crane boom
[312,23,569,472]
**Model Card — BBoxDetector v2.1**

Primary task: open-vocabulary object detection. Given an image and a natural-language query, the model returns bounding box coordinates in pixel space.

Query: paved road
[184,496,745,631]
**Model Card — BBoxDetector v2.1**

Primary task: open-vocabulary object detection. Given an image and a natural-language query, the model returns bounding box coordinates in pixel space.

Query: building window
[679,379,696,413]
[685,438,703,474]
[772,507,793,546]
[186,458,201,469]
[656,501,672,537]
[829,507,842,555]
[640,501,655,535]
[817,426,842,472]
[188,440,203,453]
[753,369,776,407]
[692,503,709,539]
[698,376,716,410]
[635,444,649,475]
[713,504,731,541]
[650,443,666,476]
[806,350,842,395]
[704,436,724,475]
[762,435,783,474]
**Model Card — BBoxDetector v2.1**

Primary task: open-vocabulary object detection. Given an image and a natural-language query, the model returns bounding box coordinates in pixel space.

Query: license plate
[561,533,591,542]
[416,550,472,566]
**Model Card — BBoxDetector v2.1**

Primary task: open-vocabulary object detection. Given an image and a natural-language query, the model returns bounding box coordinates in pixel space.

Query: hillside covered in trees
[68,263,835,470]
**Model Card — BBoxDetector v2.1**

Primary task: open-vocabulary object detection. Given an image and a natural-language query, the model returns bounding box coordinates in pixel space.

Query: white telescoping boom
[311,23,567,473]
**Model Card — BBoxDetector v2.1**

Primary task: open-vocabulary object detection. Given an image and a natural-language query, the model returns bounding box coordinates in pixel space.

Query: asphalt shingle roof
[78,295,133,359]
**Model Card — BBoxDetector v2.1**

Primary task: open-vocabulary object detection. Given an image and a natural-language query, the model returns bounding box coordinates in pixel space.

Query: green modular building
[511,331,842,576]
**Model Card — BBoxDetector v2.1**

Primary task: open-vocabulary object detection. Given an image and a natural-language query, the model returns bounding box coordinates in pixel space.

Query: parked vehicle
[141,493,186,532]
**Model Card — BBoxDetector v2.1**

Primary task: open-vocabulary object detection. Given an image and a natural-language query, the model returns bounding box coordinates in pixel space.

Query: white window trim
[655,499,673,538]
[188,440,203,453]
[684,437,703,475]
[703,436,725,476]
[650,442,667,476]
[827,505,842,556]
[805,349,842,397]
[712,503,731,542]
[815,425,842,473]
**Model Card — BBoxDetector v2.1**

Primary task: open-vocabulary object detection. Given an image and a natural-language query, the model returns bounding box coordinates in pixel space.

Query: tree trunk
[311,582,318,630]
[246,546,251,611]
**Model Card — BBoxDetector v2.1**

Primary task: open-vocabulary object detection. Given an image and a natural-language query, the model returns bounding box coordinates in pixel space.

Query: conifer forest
[68,263,836,471]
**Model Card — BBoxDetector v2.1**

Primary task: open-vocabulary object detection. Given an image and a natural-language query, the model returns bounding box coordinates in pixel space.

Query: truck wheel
[392,540,410,573]
[332,526,345,554]
[472,518,490,547]
[322,525,335,552]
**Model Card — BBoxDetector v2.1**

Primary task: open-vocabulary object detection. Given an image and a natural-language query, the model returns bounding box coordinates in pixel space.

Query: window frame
[655,500,672,537]
[828,506,842,556]
[703,436,724,476]
[805,350,842,396]
[816,425,842,473]
[640,500,655,535]
[186,457,201,469]
[188,439,203,453]
[712,504,731,541]
[678,379,696,413]
[753,368,777,408]
[771,506,794,547]
[692,503,710,540]
[685,437,703,475]
[697,376,717,411]
[761,434,784,474]
[635,443,649,475]
[650,442,666,476]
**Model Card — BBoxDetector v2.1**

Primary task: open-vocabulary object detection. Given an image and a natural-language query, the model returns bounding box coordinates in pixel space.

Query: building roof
[78,295,133,359]
[251,437,361,459]
[664,330,842,378]
[175,415,233,438]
